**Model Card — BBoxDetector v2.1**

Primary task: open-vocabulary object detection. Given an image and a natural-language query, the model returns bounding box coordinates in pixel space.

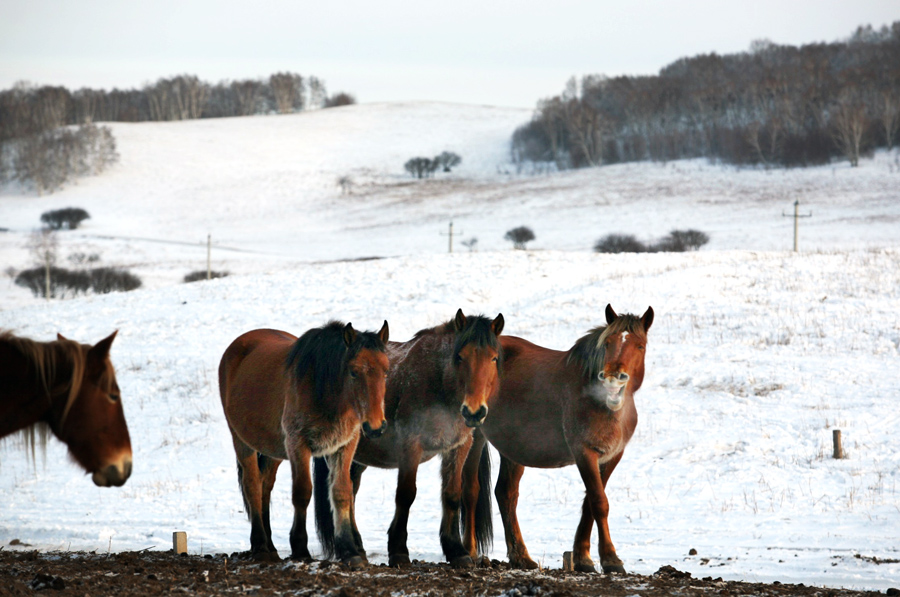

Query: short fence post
[832,429,843,459]
[562,551,574,572]
[173,531,187,555]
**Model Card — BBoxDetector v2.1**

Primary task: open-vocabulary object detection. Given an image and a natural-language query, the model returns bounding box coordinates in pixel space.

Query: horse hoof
[343,555,367,570]
[289,553,313,563]
[602,563,626,575]
[252,550,282,563]
[475,555,492,568]
[389,554,411,568]
[511,558,539,570]
[574,559,597,573]
[450,555,475,569]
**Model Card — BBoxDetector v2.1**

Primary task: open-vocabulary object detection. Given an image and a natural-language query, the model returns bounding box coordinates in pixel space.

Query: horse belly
[483,423,573,469]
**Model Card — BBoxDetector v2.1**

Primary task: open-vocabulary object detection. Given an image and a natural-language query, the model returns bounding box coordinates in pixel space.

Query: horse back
[219,329,297,459]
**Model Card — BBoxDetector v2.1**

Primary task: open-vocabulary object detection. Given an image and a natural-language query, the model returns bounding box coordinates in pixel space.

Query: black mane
[285,321,386,409]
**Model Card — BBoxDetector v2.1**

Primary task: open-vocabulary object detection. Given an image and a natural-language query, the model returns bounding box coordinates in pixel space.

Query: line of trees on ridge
[1,72,354,193]
[511,23,900,169]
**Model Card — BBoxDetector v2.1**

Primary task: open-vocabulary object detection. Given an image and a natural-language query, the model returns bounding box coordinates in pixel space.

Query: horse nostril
[618,372,629,382]
[463,405,488,425]
[362,420,387,439]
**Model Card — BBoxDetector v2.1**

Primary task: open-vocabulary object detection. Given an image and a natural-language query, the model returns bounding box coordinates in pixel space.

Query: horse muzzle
[601,381,627,411]
[362,420,388,439]
[461,404,488,428]
[92,456,132,487]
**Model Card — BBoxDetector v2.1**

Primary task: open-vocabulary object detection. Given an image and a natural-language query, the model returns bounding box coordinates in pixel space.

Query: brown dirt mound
[0,550,893,597]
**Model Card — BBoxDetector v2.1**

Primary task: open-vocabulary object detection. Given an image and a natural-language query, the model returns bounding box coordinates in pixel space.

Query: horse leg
[325,436,366,569]
[259,455,282,554]
[572,450,625,571]
[495,455,538,569]
[232,435,279,561]
[387,442,423,568]
[439,435,475,568]
[461,430,487,562]
[287,444,313,562]
[349,461,368,563]
[574,449,625,574]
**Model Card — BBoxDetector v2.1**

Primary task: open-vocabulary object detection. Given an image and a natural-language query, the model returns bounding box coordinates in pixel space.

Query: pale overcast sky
[1,0,897,108]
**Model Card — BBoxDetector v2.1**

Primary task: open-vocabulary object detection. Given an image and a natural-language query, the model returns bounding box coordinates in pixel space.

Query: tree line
[512,23,900,169]
[0,72,353,193]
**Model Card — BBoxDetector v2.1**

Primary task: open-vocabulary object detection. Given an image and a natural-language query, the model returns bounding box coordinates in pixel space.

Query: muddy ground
[2,550,898,597]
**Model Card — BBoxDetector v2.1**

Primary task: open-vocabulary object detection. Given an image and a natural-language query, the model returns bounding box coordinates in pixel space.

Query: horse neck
[0,337,83,439]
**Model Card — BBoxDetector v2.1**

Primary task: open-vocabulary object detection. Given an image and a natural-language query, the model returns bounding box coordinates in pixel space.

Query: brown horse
[0,330,132,487]
[461,304,653,574]
[219,320,390,567]
[314,310,504,568]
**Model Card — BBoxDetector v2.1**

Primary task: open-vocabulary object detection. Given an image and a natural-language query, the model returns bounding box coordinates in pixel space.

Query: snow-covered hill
[1,102,899,591]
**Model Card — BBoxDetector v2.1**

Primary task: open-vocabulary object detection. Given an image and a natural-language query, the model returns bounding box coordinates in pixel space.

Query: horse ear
[491,313,505,336]
[88,330,118,360]
[454,309,467,331]
[641,307,654,332]
[605,304,617,324]
[57,333,68,341]
[378,320,390,344]
[343,323,357,347]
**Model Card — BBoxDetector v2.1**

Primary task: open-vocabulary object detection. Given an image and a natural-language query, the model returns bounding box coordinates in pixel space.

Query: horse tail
[236,458,251,522]
[313,456,336,559]
[462,442,494,555]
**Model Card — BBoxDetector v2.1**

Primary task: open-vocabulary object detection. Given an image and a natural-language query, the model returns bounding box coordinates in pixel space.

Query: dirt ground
[1,550,897,597]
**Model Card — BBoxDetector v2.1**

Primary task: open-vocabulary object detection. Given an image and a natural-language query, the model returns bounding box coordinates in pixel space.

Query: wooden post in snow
[833,429,843,459]
[562,551,574,572]
[440,221,461,253]
[207,234,212,280]
[173,531,187,555]
[782,200,812,252]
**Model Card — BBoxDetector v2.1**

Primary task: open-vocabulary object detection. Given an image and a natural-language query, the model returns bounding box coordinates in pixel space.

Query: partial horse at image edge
[0,330,132,487]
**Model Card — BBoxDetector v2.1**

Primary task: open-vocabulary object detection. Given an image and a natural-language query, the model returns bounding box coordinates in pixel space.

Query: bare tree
[831,91,868,167]
[879,90,900,149]
[307,77,327,110]
[27,229,58,300]
[270,72,304,114]
[337,175,353,195]
[232,79,262,116]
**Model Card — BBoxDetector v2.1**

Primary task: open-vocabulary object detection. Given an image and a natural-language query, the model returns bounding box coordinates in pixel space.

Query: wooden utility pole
[440,221,461,253]
[782,200,812,252]
[207,234,212,280]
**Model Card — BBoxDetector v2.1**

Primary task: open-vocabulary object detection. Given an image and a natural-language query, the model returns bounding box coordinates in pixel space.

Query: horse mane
[284,321,386,413]
[566,314,648,381]
[413,314,502,364]
[0,331,86,461]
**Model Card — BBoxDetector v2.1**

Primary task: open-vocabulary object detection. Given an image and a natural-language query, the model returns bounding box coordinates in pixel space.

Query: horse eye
[350,371,358,379]
[491,357,499,363]
[454,354,462,364]
[109,393,120,402]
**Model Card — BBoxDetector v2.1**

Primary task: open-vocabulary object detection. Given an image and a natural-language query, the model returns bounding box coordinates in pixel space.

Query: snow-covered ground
[1,102,899,591]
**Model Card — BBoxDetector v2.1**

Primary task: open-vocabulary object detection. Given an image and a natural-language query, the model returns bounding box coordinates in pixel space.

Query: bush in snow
[40,207,91,230]
[593,234,647,253]
[504,226,535,250]
[184,270,229,283]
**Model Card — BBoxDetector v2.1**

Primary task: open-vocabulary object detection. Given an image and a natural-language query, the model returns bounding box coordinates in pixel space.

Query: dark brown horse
[314,310,504,568]
[461,305,653,574]
[0,330,132,487]
[219,320,389,567]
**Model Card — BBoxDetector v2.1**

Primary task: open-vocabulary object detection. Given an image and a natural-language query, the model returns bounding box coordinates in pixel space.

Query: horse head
[450,309,504,427]
[596,305,653,411]
[56,331,132,487]
[343,321,390,439]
